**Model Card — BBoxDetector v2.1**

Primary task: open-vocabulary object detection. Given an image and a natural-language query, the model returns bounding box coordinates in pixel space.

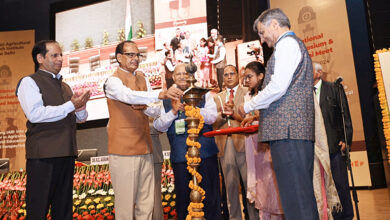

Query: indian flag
[125,0,132,40]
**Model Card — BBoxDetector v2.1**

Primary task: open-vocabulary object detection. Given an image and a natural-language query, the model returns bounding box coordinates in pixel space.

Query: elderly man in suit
[313,62,354,220]
[214,65,258,219]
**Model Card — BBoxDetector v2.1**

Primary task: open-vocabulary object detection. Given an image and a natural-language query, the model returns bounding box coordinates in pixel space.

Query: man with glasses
[153,63,221,219]
[16,40,90,219]
[238,8,318,219]
[104,40,183,219]
[213,65,258,220]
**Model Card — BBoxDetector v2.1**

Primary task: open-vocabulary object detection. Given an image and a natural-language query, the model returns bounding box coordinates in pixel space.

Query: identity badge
[175,119,185,134]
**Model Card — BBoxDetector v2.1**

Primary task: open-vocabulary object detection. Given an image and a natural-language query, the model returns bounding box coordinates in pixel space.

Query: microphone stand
[336,82,360,220]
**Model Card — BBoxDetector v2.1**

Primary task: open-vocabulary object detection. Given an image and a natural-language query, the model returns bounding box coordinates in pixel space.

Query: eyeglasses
[122,52,142,59]
[244,74,254,81]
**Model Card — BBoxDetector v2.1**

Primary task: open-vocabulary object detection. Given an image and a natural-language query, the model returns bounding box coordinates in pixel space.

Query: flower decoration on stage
[161,159,177,219]
[0,171,26,219]
[184,105,205,220]
[373,48,390,164]
[84,37,93,49]
[0,163,116,220]
[136,21,147,39]
[117,28,126,42]
[71,39,80,51]
[102,31,110,46]
[72,164,115,220]
[0,160,180,219]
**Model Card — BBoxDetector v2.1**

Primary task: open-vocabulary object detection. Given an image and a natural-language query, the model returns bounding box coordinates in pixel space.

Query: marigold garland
[373,48,390,163]
[184,106,206,220]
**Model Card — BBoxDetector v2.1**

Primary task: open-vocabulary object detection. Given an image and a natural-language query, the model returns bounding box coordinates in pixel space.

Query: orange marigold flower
[163,206,171,213]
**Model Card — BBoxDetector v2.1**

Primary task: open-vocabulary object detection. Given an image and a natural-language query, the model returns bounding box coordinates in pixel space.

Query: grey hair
[312,61,323,72]
[253,8,291,32]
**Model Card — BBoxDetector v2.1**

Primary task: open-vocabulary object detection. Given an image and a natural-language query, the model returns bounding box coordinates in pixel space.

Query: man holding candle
[213,65,258,220]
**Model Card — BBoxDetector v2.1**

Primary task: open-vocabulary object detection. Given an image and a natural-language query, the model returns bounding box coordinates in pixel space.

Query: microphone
[335,76,343,85]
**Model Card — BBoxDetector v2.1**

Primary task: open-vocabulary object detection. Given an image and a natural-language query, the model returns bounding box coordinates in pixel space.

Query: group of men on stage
[17,7,353,220]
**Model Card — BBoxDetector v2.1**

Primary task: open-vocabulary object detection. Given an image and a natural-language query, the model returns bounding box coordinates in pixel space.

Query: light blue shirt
[17,69,88,123]
[153,92,217,132]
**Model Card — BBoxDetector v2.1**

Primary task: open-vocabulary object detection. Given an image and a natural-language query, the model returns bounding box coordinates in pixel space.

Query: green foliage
[117,28,126,42]
[84,37,93,49]
[136,21,146,39]
[71,39,80,51]
[102,31,110,45]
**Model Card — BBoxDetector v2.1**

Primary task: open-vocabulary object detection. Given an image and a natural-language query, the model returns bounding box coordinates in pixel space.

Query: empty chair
[109,52,118,66]
[89,55,100,71]
[69,57,80,73]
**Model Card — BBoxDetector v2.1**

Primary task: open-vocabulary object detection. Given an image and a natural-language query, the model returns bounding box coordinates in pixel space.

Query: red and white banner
[154,0,208,50]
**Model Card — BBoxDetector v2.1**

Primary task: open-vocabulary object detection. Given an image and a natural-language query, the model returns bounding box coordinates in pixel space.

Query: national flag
[125,0,132,40]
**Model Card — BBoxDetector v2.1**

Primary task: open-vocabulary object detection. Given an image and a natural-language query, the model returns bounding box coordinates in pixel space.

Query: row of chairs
[69,53,117,73]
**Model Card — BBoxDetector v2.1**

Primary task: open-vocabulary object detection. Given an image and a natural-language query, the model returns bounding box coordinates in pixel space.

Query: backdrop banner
[154,0,208,50]
[0,30,34,171]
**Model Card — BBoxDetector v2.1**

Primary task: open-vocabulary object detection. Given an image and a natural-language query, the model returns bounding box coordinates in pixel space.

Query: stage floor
[353,188,390,219]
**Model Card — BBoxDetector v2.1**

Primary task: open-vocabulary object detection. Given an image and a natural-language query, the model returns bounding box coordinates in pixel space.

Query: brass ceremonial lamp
[183,56,209,220]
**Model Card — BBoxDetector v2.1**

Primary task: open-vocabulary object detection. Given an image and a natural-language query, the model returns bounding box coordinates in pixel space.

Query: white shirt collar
[39,69,62,80]
[228,85,239,94]
[119,67,136,75]
[276,31,293,42]
[314,79,322,90]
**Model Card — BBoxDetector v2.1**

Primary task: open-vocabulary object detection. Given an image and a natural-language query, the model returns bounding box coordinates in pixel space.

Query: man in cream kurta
[104,41,183,219]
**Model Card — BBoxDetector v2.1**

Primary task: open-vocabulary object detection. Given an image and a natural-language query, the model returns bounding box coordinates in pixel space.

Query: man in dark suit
[313,61,354,220]
[16,40,90,219]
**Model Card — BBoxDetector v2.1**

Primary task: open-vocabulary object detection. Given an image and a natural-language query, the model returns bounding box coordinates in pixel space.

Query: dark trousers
[219,159,230,220]
[26,157,75,220]
[269,139,319,220]
[172,155,221,220]
[330,152,354,220]
[216,68,224,90]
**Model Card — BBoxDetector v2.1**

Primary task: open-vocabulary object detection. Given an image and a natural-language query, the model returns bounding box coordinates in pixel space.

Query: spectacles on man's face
[122,52,142,59]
